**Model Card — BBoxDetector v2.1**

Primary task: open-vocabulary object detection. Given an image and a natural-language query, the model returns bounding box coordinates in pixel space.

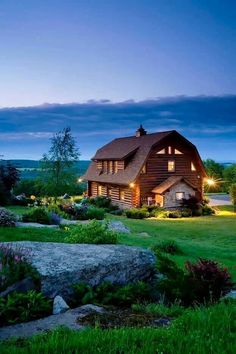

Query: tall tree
[0,162,20,205]
[223,164,236,191]
[40,127,80,197]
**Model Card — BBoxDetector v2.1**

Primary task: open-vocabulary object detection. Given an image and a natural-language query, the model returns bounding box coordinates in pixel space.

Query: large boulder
[2,242,156,299]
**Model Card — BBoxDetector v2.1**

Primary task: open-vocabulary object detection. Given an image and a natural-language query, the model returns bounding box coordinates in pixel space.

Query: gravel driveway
[208,194,231,206]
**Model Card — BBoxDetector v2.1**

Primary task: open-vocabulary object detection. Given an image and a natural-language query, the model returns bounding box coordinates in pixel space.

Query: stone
[0,304,106,340]
[224,290,236,299]
[53,295,70,314]
[0,277,36,298]
[138,232,151,237]
[60,218,78,226]
[2,242,156,300]
[16,222,59,229]
[108,221,130,234]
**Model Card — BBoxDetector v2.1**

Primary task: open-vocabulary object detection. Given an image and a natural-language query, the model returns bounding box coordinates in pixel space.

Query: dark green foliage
[0,291,52,326]
[22,207,51,224]
[229,183,236,212]
[0,162,20,205]
[181,208,192,217]
[0,244,39,292]
[156,253,233,306]
[73,281,155,308]
[13,179,45,197]
[152,240,183,255]
[0,207,17,227]
[167,210,182,218]
[182,195,202,216]
[86,206,105,220]
[125,208,149,219]
[185,258,233,303]
[202,204,215,215]
[65,220,118,244]
[109,209,123,216]
[87,196,112,209]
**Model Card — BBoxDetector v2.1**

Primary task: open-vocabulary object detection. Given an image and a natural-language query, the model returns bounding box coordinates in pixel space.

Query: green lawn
[1,205,236,353]
[1,205,236,279]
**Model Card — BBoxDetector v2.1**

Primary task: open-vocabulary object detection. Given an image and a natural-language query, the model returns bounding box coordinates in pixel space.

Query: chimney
[136,124,147,137]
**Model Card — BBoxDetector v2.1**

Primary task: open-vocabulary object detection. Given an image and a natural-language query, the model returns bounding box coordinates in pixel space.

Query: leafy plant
[73,281,155,308]
[125,208,149,219]
[22,207,50,224]
[229,183,236,212]
[0,291,52,326]
[86,206,105,220]
[185,258,233,303]
[0,207,17,227]
[152,240,183,255]
[65,220,118,244]
[0,244,39,292]
[202,204,215,215]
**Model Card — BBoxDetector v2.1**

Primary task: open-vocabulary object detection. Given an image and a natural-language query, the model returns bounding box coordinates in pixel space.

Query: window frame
[119,189,125,201]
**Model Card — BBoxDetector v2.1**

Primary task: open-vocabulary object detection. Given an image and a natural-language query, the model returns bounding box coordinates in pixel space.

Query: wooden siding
[138,135,203,205]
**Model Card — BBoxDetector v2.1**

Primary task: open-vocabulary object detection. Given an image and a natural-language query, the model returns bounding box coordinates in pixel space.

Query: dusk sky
[0,1,235,161]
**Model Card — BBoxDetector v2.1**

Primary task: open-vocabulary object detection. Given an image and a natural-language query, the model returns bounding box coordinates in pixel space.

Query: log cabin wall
[88,181,136,208]
[138,135,203,205]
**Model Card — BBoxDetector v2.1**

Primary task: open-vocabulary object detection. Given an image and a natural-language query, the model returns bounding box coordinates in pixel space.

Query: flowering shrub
[0,244,38,292]
[0,207,17,227]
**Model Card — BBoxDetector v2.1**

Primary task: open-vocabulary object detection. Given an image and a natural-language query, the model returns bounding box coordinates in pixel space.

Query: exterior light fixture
[206,178,215,186]
[129,182,135,188]
[78,178,83,183]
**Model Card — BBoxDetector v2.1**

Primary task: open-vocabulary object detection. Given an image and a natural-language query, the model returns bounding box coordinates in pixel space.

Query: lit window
[174,149,183,155]
[98,185,102,196]
[191,162,196,171]
[157,148,165,154]
[114,161,118,173]
[176,192,185,201]
[168,160,175,172]
[141,163,146,174]
[168,146,172,154]
[120,190,125,200]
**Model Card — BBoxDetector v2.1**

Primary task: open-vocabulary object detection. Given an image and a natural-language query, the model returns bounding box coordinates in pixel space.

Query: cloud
[0,95,235,160]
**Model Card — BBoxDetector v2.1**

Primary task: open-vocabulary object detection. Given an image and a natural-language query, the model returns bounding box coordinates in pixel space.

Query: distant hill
[0,160,90,180]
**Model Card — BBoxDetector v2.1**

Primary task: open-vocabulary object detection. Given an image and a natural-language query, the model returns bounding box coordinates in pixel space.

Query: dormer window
[157,148,165,154]
[191,162,196,171]
[168,160,175,172]
[174,149,183,155]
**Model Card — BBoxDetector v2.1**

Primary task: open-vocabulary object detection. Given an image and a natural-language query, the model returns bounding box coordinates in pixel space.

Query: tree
[223,164,236,192]
[0,162,20,205]
[40,127,80,198]
[203,159,224,192]
[229,184,236,213]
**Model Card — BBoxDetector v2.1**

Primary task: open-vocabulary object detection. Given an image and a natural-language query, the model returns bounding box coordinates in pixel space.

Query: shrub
[182,196,202,216]
[202,204,215,215]
[0,291,52,326]
[47,204,68,219]
[88,196,112,209]
[22,207,51,224]
[181,208,192,217]
[156,253,234,306]
[185,258,233,303]
[0,244,39,292]
[73,281,155,308]
[74,204,89,220]
[72,196,84,203]
[125,208,149,219]
[152,240,183,255]
[65,220,118,244]
[86,206,105,220]
[0,208,17,227]
[109,209,123,216]
[167,210,182,219]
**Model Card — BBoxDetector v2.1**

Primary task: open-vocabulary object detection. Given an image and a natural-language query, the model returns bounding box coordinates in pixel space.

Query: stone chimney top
[136,124,147,137]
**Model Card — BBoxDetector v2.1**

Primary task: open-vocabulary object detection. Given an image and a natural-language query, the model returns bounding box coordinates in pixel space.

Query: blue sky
[0,1,235,160]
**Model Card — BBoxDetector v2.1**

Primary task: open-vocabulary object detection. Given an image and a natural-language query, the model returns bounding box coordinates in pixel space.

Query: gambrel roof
[83,130,206,186]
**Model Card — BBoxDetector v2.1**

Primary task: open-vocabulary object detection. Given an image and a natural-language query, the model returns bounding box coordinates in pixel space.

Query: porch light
[129,182,135,188]
[78,178,83,183]
[205,178,215,186]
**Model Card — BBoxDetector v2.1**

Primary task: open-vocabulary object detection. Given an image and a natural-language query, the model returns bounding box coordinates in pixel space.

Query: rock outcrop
[2,242,156,299]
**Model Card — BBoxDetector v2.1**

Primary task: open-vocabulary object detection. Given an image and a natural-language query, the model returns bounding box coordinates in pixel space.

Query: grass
[0,301,235,354]
[0,205,236,352]
[1,205,236,278]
